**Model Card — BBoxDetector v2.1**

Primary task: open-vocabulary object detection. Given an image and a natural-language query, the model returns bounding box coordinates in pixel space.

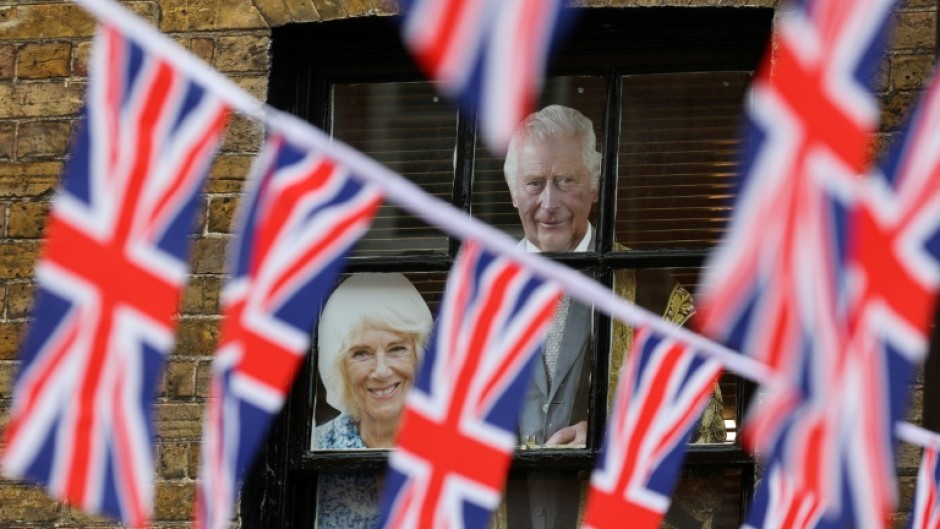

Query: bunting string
[71,0,940,453]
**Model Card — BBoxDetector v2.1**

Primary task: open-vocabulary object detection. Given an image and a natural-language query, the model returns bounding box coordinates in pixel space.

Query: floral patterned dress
[314,415,382,529]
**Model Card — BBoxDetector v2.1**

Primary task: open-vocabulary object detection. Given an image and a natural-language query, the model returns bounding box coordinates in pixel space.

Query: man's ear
[510,192,519,208]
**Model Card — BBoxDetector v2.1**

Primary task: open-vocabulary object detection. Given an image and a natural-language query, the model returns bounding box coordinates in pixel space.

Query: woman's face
[342,328,418,427]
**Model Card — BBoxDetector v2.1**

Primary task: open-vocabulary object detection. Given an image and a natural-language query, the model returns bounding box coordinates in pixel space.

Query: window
[244,7,773,529]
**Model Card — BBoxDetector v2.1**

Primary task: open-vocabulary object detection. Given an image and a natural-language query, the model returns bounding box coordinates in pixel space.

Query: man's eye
[557,177,577,190]
[524,180,545,191]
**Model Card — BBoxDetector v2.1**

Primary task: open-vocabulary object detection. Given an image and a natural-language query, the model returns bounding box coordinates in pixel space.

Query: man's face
[510,134,598,252]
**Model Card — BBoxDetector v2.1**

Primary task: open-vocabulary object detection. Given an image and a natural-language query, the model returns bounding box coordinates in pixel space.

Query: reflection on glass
[492,468,743,529]
[315,472,383,529]
[617,71,751,250]
[312,273,432,450]
[332,82,454,255]
[609,267,729,444]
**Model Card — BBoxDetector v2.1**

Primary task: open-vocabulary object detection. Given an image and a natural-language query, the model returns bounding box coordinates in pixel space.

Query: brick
[222,115,264,154]
[175,318,220,356]
[155,482,195,520]
[8,201,50,239]
[17,119,72,159]
[127,0,161,25]
[0,241,40,279]
[284,0,321,22]
[0,44,14,79]
[880,90,918,131]
[0,361,15,399]
[71,40,92,77]
[891,53,934,91]
[312,0,347,20]
[181,275,222,314]
[190,237,228,274]
[163,358,196,398]
[189,442,201,476]
[6,281,34,318]
[17,42,71,79]
[254,0,295,26]
[0,175,59,199]
[372,0,399,15]
[159,0,267,32]
[0,322,23,360]
[207,155,252,193]
[207,195,238,233]
[0,483,61,522]
[157,402,204,438]
[344,0,374,16]
[0,4,96,40]
[158,442,191,479]
[0,121,13,160]
[0,81,84,118]
[897,474,917,513]
[231,75,268,101]
[195,359,212,397]
[189,37,215,64]
[896,440,922,471]
[893,10,936,51]
[214,34,270,73]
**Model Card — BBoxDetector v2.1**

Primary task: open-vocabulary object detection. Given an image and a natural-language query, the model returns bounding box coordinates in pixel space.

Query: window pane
[315,472,383,529]
[311,272,446,450]
[495,468,744,528]
[609,267,738,444]
[617,72,750,249]
[472,76,606,245]
[332,82,455,255]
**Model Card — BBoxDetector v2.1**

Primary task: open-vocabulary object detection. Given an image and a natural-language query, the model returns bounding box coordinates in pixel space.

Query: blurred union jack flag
[194,131,381,529]
[909,445,940,529]
[399,0,571,153]
[377,240,560,529]
[833,50,940,529]
[582,326,721,529]
[0,24,228,526]
[696,0,940,528]
[742,463,825,529]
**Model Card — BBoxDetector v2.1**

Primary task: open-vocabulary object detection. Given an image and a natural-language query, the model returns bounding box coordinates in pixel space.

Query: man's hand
[545,420,587,447]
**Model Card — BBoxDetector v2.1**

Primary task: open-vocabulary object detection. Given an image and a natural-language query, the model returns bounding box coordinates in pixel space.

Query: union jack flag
[0,24,228,526]
[909,445,940,529]
[399,0,571,153]
[697,0,940,527]
[377,240,561,529]
[194,131,381,529]
[582,326,722,529]
[742,463,825,529]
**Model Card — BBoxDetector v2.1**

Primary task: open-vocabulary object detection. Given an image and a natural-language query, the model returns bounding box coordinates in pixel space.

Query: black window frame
[244,8,775,529]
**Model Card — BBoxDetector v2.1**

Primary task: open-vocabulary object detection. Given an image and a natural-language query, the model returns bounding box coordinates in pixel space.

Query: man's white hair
[503,105,602,193]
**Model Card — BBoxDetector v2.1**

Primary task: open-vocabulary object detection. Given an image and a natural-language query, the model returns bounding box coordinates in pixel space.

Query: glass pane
[493,468,744,528]
[472,76,606,247]
[311,271,446,450]
[332,82,454,255]
[315,472,383,528]
[609,267,738,444]
[617,72,751,249]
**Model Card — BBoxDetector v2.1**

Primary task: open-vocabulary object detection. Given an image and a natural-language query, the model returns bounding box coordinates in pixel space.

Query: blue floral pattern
[314,415,380,529]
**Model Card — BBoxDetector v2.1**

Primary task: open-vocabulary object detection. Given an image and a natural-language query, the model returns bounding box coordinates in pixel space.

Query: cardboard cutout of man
[502,105,725,529]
